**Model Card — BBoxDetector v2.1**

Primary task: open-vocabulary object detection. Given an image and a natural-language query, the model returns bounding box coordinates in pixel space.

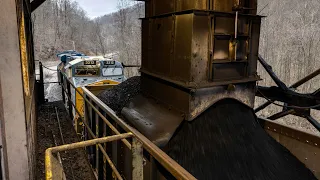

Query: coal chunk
[165,99,317,180]
[97,76,140,114]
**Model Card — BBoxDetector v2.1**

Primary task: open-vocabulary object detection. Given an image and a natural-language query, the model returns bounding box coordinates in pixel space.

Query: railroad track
[50,106,75,180]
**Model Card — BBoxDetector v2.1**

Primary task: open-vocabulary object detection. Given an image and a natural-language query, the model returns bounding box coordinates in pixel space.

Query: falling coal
[164,99,316,180]
[98,76,316,180]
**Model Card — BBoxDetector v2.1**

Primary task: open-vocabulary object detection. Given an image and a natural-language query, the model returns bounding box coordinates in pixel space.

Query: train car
[57,50,85,82]
[58,55,126,134]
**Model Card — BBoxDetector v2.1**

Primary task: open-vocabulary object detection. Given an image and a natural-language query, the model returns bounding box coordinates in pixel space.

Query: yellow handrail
[49,71,197,180]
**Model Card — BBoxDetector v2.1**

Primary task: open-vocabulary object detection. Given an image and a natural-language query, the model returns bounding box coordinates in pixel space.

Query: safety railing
[45,133,137,180]
[45,71,196,180]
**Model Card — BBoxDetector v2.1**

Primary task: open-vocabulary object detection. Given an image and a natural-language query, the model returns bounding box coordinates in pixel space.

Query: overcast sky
[73,0,119,19]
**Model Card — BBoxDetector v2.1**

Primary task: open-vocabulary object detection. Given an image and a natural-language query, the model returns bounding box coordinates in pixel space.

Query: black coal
[97,76,140,114]
[165,99,316,180]
[97,77,316,180]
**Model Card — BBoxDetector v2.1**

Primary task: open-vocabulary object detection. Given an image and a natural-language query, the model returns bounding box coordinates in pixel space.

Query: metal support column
[60,72,65,104]
[132,138,143,180]
[66,81,73,120]
[38,61,45,104]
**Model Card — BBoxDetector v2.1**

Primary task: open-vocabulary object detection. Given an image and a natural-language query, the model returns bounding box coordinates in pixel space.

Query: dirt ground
[36,101,95,180]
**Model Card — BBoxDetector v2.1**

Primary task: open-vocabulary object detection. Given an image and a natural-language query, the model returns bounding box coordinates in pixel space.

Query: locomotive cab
[100,59,126,83]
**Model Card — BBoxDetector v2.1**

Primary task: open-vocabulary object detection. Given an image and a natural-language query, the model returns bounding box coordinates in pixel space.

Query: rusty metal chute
[123,1,262,147]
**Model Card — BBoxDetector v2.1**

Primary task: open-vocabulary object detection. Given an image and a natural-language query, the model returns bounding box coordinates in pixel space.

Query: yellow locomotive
[57,52,125,133]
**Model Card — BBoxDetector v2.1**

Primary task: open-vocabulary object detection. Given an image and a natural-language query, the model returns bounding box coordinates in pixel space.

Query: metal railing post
[66,80,73,120]
[60,72,65,104]
[132,137,143,180]
[39,61,45,104]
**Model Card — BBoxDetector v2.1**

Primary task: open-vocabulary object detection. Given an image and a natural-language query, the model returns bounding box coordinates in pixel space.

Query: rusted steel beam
[290,68,320,89]
[258,54,288,90]
[255,68,320,113]
[254,101,273,113]
[268,109,295,120]
[313,88,320,97]
[30,0,47,12]
[306,116,320,132]
[257,86,320,110]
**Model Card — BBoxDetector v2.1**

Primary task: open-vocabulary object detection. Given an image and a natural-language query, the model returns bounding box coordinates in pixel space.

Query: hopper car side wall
[262,119,320,179]
[80,87,320,179]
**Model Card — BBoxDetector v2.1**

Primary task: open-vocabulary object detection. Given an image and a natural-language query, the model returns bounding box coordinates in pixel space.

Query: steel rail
[54,107,75,180]
[55,107,65,144]
[50,131,66,180]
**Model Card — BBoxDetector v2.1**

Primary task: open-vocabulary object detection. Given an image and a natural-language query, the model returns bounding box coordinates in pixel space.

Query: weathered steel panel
[142,19,150,71]
[151,17,173,75]
[153,0,174,15]
[213,0,234,12]
[173,14,193,81]
[189,83,256,120]
[263,120,320,178]
[141,75,190,113]
[191,15,210,83]
[247,18,261,76]
[142,11,261,85]
[147,0,258,16]
[122,95,184,147]
[141,11,261,120]
[176,0,208,11]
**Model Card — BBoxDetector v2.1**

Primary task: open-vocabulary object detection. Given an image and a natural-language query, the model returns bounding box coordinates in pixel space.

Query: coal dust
[98,76,316,180]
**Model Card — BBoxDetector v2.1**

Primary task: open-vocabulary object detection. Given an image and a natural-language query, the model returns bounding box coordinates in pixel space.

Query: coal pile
[97,77,316,180]
[97,76,140,114]
[165,99,317,180]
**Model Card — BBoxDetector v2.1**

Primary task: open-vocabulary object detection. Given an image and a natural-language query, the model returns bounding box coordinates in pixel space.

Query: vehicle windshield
[75,68,99,76]
[102,67,123,76]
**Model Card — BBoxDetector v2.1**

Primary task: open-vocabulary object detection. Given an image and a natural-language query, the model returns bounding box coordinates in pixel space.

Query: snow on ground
[36,61,62,102]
